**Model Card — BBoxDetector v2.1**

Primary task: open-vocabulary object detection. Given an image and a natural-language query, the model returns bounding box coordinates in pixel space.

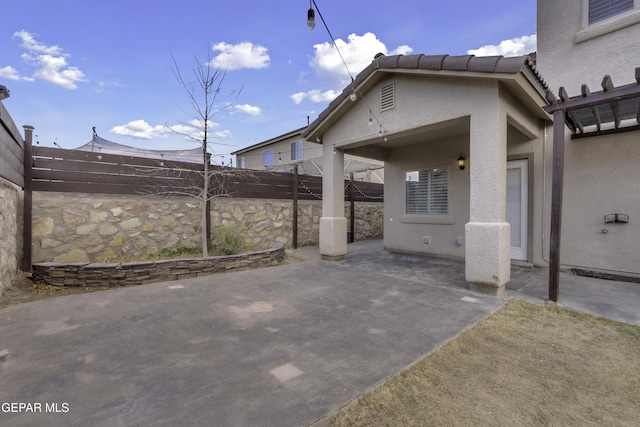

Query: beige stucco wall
[537,0,640,275]
[322,74,548,269]
[237,135,321,170]
[560,132,640,274]
[537,0,640,95]
[384,135,469,257]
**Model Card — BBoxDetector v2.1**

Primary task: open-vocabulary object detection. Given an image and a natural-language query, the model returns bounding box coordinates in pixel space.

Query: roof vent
[380,82,395,112]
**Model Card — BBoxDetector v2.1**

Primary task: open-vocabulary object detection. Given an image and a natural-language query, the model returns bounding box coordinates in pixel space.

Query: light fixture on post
[307,0,315,29]
[457,154,466,171]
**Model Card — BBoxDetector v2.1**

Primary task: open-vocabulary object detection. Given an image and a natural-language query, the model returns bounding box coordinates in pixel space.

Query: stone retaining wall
[0,179,20,296]
[32,192,383,263]
[33,244,285,287]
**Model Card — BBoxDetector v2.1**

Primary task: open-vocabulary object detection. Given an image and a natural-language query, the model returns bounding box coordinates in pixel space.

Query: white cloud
[290,89,339,105]
[14,30,63,55]
[310,32,413,88]
[467,34,537,57]
[292,32,413,104]
[0,66,22,80]
[235,104,261,115]
[211,130,232,138]
[211,42,270,70]
[290,92,307,104]
[111,120,168,140]
[113,119,232,142]
[12,30,86,89]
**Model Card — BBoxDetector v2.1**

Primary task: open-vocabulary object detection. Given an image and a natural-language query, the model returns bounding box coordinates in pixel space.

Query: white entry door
[506,160,528,261]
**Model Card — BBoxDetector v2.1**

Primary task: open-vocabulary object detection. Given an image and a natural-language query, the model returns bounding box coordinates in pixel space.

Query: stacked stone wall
[32,192,383,263]
[33,244,285,287]
[0,179,19,295]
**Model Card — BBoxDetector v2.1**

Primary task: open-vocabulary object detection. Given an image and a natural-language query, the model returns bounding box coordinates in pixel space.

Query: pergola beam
[544,67,640,303]
[548,109,565,303]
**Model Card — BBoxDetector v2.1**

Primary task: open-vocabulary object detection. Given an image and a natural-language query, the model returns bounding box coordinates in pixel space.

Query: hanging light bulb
[307,1,315,29]
[368,111,373,126]
[349,88,357,102]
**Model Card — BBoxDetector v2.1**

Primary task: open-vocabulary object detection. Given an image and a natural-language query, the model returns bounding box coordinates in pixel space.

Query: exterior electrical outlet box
[422,236,431,245]
[604,213,629,224]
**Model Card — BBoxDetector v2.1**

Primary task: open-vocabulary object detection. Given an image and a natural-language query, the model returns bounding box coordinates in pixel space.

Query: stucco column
[319,143,347,260]
[465,104,511,296]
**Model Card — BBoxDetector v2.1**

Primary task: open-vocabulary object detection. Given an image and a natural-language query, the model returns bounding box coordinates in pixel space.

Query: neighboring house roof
[231,126,307,155]
[302,53,548,141]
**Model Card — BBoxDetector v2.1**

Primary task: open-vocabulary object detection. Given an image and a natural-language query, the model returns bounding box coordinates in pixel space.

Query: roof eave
[303,56,548,143]
[232,126,307,155]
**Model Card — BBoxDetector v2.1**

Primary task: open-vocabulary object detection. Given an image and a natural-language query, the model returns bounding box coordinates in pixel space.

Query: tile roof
[302,53,547,139]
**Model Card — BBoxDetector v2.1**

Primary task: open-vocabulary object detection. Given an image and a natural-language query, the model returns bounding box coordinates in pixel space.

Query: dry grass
[331,299,640,427]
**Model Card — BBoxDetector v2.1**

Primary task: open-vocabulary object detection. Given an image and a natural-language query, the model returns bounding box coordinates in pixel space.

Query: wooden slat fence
[31,146,384,202]
[0,102,25,187]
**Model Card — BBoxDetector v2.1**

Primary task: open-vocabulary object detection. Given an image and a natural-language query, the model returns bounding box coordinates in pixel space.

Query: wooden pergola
[543,67,640,302]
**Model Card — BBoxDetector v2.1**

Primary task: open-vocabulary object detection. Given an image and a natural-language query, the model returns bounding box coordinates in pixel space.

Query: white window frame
[577,0,640,43]
[401,166,454,225]
[263,149,274,167]
[291,140,303,161]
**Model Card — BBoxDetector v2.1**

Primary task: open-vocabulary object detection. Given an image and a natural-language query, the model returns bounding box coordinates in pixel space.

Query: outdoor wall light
[457,154,466,170]
[307,1,315,29]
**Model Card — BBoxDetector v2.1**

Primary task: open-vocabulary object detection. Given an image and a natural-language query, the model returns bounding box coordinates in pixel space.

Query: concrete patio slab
[1,239,637,426]
[0,243,502,427]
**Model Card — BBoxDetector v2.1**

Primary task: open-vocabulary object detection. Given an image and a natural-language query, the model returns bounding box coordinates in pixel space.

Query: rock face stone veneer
[33,244,285,287]
[0,179,20,296]
[32,192,383,263]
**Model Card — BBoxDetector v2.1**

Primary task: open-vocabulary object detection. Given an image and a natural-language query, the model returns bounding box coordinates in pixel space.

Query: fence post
[22,125,34,272]
[349,173,355,243]
[292,166,298,249]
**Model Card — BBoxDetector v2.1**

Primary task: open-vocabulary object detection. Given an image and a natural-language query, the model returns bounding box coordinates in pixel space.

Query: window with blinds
[589,0,633,24]
[405,168,449,215]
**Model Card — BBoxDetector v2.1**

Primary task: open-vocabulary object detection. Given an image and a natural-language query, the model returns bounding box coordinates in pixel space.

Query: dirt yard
[330,299,640,426]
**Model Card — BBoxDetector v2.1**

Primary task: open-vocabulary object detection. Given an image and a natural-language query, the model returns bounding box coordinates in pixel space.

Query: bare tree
[163,47,247,257]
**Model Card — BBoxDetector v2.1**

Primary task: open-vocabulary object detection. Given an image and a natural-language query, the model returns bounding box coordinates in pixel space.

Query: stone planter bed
[33,244,285,287]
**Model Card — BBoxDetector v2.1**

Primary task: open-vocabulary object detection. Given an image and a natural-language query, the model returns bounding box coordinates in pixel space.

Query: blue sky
[1,0,536,164]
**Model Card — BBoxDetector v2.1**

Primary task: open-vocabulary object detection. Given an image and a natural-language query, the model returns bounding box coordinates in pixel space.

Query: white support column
[465,103,511,296]
[319,143,347,260]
